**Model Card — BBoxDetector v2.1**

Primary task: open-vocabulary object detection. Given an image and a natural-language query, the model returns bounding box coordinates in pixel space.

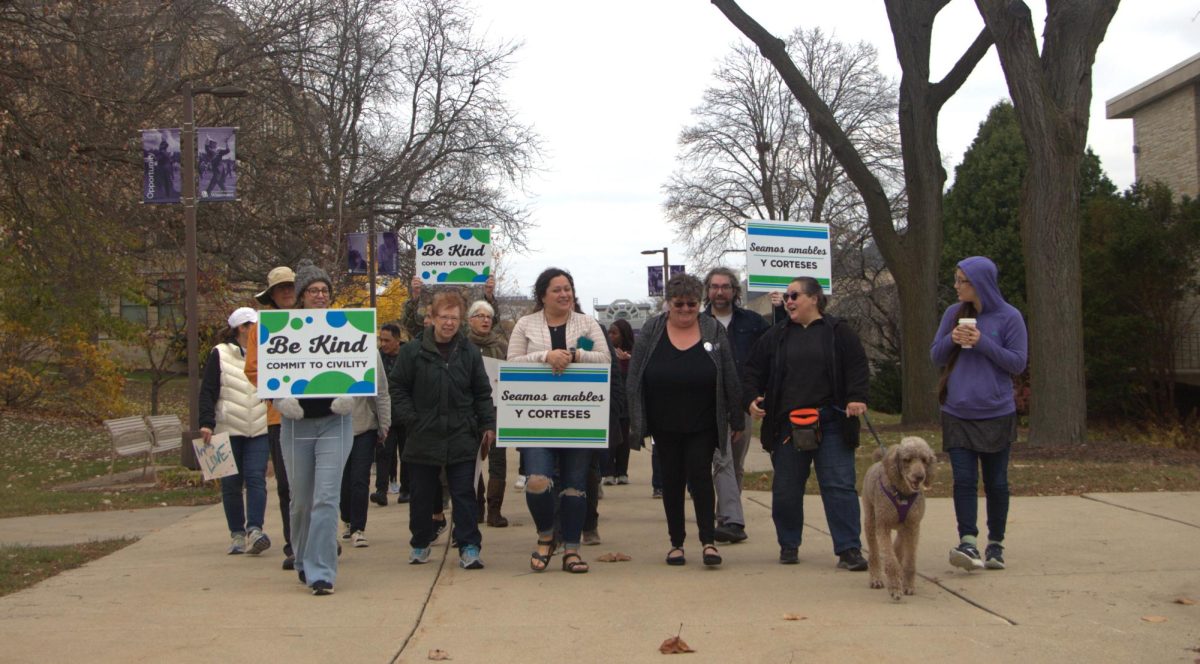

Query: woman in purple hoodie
[931,256,1027,572]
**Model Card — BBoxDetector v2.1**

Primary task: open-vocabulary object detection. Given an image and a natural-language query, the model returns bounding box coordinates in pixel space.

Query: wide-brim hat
[255,266,295,305]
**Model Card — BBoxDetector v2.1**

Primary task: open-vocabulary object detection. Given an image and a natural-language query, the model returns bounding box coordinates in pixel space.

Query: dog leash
[833,405,887,454]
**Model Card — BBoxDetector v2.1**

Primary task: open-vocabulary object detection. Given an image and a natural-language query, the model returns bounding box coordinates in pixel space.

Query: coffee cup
[958,318,977,348]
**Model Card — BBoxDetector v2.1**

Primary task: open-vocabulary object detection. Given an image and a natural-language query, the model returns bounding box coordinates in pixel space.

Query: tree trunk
[976,0,1119,445]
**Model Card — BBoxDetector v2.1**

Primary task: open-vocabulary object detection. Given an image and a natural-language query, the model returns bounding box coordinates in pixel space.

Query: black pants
[267,424,292,555]
[585,450,602,531]
[656,429,717,548]
[409,461,480,550]
[374,425,407,494]
[601,417,631,477]
[340,430,377,532]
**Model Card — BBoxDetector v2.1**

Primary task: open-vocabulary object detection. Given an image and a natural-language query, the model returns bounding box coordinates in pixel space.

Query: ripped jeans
[522,447,591,549]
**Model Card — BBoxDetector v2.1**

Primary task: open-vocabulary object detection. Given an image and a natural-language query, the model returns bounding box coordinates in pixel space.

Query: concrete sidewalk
[0,447,1197,663]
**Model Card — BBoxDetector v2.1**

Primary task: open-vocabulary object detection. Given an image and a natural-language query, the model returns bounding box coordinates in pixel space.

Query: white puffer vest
[215,343,268,438]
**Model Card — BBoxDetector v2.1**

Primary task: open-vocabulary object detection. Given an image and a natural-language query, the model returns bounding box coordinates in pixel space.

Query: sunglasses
[784,291,806,301]
[671,300,699,309]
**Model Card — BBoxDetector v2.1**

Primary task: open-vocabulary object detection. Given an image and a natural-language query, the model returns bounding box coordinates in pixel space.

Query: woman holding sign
[274,260,360,596]
[932,257,1027,572]
[198,307,271,556]
[627,273,743,567]
[507,268,610,573]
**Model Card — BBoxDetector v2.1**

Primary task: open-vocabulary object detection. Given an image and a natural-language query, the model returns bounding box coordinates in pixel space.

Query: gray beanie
[294,259,332,303]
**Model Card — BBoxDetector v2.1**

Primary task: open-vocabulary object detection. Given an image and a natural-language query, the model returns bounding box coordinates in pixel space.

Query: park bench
[145,414,184,465]
[103,416,154,475]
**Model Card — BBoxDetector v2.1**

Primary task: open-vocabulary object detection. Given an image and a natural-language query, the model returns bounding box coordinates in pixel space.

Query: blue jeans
[409,460,480,550]
[769,409,862,554]
[523,447,591,548]
[340,430,377,532]
[281,414,353,586]
[946,446,1011,542]
[220,433,270,534]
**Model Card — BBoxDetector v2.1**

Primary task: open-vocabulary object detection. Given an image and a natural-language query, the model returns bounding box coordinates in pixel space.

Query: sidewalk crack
[1080,494,1200,529]
[390,537,452,663]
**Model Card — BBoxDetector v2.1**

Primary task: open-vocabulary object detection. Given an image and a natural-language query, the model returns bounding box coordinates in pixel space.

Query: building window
[156,279,184,327]
[120,296,148,325]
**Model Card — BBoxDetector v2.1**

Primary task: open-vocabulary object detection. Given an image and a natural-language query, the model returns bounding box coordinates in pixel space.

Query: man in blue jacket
[703,267,771,543]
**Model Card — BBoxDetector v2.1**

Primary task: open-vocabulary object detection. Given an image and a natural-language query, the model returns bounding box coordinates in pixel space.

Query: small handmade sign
[192,432,238,481]
[256,308,378,398]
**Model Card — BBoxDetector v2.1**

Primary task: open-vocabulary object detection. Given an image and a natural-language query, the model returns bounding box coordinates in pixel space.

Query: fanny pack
[788,408,821,451]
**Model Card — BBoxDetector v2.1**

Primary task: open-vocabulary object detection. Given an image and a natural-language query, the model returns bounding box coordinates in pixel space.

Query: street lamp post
[641,247,670,298]
[181,82,247,466]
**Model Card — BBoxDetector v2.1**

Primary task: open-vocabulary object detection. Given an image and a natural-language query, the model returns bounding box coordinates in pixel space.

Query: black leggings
[655,429,717,548]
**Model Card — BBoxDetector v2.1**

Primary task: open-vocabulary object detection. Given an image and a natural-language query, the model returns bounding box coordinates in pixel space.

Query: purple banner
[197,127,237,202]
[346,232,399,275]
[647,265,686,297]
[141,129,181,204]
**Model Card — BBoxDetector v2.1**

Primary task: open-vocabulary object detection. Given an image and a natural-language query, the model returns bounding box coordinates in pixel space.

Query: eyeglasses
[304,287,330,296]
[469,313,490,320]
[954,277,971,286]
[708,284,733,291]
[671,300,699,309]
[435,315,460,323]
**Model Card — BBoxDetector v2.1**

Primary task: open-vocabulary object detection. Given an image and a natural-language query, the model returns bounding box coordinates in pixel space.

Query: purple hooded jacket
[930,256,1028,420]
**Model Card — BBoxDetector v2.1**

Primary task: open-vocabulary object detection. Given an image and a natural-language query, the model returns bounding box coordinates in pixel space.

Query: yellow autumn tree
[333,276,409,328]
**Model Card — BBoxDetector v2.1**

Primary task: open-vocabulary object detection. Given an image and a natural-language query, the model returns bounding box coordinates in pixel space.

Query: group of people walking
[199,255,1027,595]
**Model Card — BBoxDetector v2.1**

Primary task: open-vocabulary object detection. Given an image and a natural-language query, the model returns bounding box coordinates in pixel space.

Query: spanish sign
[256,308,378,398]
[496,363,609,449]
[745,220,832,295]
[415,227,492,285]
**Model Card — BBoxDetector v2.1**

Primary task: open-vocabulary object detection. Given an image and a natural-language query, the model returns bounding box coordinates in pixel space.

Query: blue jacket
[703,305,770,376]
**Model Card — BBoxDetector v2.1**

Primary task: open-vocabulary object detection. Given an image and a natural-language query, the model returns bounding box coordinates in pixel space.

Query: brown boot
[486,477,509,527]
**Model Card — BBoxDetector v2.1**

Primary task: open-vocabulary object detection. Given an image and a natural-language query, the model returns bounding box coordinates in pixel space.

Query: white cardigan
[215,343,268,438]
[507,310,611,364]
[351,350,392,436]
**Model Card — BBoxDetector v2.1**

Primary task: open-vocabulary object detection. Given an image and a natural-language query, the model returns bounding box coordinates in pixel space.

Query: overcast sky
[467,0,1200,312]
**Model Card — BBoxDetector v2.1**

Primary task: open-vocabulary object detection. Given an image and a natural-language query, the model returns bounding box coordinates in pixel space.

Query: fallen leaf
[597,552,632,562]
[1175,597,1196,605]
[782,613,807,621]
[428,649,451,660]
[659,636,694,654]
[1141,615,1169,623]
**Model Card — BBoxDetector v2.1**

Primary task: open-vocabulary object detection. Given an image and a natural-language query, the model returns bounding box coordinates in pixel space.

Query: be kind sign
[415,227,492,284]
[257,309,377,398]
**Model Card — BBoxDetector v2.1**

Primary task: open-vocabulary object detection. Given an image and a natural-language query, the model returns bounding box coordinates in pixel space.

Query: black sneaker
[396,491,411,504]
[310,580,334,596]
[370,492,388,507]
[949,542,985,571]
[714,523,748,543]
[298,570,306,585]
[837,547,868,571]
[282,556,295,571]
[984,543,1005,570]
[779,547,799,564]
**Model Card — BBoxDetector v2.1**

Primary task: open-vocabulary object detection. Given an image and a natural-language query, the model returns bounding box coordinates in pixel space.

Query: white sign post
[496,363,609,449]
[415,227,493,285]
[745,220,832,294]
[256,308,378,398]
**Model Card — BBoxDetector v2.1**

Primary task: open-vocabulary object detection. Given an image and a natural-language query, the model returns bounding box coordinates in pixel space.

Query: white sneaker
[228,533,246,555]
[388,482,401,495]
[514,475,527,491]
[340,524,353,540]
[351,531,369,548]
[246,528,272,555]
[601,476,616,486]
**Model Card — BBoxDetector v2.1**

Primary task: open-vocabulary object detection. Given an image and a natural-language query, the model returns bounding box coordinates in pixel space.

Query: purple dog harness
[879,477,919,523]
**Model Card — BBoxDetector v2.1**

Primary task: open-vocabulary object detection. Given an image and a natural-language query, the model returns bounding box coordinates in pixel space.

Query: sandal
[561,551,590,574]
[666,547,686,566]
[530,538,554,572]
[702,544,722,567]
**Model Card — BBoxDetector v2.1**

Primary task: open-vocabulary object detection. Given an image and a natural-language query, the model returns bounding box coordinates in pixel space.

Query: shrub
[868,358,903,415]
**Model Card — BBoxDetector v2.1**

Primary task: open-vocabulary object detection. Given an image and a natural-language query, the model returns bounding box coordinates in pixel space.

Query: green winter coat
[389,328,495,466]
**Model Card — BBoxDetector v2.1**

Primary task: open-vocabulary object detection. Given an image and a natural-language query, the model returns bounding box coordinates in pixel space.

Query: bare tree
[974,0,1119,445]
[712,0,993,423]
[666,28,901,271]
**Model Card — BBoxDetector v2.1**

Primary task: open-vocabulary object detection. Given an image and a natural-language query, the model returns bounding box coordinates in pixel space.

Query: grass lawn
[743,411,1200,496]
[0,375,219,519]
[0,539,136,597]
